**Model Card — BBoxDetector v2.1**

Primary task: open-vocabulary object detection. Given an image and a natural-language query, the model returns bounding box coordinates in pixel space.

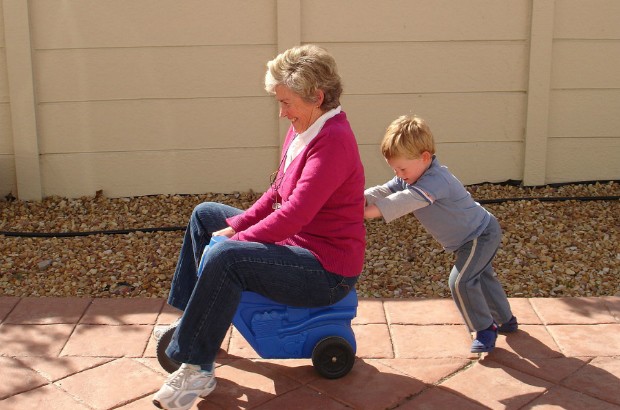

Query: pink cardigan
[226,112,366,277]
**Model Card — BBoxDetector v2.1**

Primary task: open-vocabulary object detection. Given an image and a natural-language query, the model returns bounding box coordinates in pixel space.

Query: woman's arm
[226,128,297,233]
[233,125,357,243]
[226,188,276,233]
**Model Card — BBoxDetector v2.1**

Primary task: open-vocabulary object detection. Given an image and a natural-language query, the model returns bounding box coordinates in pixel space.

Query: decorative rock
[0,182,618,298]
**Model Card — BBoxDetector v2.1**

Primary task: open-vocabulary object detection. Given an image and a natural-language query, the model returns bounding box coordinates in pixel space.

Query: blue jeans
[448,216,513,332]
[165,202,357,367]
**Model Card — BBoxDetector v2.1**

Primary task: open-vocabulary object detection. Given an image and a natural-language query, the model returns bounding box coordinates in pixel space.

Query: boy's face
[386,152,432,185]
[274,85,320,134]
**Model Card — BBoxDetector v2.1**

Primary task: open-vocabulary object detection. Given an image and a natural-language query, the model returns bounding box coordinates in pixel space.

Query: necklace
[271,169,283,210]
[270,134,298,210]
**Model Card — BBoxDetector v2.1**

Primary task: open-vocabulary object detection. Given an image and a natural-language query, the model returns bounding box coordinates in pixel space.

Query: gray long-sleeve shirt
[365,156,490,251]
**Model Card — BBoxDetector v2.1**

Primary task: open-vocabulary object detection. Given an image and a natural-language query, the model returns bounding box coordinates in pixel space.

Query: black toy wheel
[156,326,182,374]
[311,337,355,379]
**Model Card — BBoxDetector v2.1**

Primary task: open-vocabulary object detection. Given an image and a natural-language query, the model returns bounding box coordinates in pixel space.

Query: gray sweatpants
[448,215,513,332]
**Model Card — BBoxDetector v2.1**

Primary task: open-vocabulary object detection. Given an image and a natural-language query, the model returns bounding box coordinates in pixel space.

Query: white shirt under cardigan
[284,106,342,172]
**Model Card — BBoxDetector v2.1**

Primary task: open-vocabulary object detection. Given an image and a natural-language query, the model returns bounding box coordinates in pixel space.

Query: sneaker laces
[166,364,200,389]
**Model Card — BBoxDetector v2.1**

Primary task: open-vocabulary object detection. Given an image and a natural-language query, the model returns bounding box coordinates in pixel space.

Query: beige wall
[0,1,16,197]
[546,0,620,182]
[1,0,619,200]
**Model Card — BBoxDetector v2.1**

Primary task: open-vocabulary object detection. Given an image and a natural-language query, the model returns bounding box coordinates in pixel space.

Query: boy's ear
[421,151,432,161]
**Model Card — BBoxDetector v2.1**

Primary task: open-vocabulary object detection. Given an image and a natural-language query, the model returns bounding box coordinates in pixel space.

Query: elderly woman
[153,44,365,410]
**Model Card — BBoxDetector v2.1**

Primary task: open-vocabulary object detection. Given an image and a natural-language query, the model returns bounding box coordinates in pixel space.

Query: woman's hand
[212,226,236,238]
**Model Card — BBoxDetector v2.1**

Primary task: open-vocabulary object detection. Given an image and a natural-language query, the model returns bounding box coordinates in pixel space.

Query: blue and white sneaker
[498,316,519,334]
[153,363,216,410]
[471,323,498,353]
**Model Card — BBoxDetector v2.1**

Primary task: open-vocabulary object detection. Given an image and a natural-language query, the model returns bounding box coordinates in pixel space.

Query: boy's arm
[364,204,382,219]
[367,189,432,223]
[364,185,394,206]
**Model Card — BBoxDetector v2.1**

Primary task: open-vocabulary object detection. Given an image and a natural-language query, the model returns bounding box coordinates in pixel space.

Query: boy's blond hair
[380,115,435,160]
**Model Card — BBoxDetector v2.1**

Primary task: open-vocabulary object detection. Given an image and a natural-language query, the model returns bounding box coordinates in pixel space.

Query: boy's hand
[364,204,382,219]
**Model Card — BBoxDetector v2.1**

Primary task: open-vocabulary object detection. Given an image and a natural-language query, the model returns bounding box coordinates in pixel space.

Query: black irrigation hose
[477,195,620,204]
[1,194,618,239]
[0,226,186,238]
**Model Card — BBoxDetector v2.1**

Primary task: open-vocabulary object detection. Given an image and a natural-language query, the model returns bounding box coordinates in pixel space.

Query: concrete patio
[1,296,619,409]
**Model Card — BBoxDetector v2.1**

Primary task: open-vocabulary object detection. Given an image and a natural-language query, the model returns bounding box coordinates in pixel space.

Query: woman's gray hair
[265,44,342,111]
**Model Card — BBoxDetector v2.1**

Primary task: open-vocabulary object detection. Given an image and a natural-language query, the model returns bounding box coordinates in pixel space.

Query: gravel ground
[1,182,619,299]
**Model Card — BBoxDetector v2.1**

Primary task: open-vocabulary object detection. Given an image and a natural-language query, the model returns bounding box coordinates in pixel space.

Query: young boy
[364,115,518,353]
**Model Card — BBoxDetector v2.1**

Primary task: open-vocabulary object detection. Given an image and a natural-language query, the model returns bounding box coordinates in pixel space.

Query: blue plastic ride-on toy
[156,237,358,379]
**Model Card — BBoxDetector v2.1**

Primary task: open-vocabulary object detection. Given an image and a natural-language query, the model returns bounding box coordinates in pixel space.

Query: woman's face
[275,85,321,134]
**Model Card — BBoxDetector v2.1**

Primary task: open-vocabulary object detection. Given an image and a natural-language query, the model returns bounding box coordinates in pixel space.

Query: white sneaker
[153,317,181,341]
[152,363,216,410]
